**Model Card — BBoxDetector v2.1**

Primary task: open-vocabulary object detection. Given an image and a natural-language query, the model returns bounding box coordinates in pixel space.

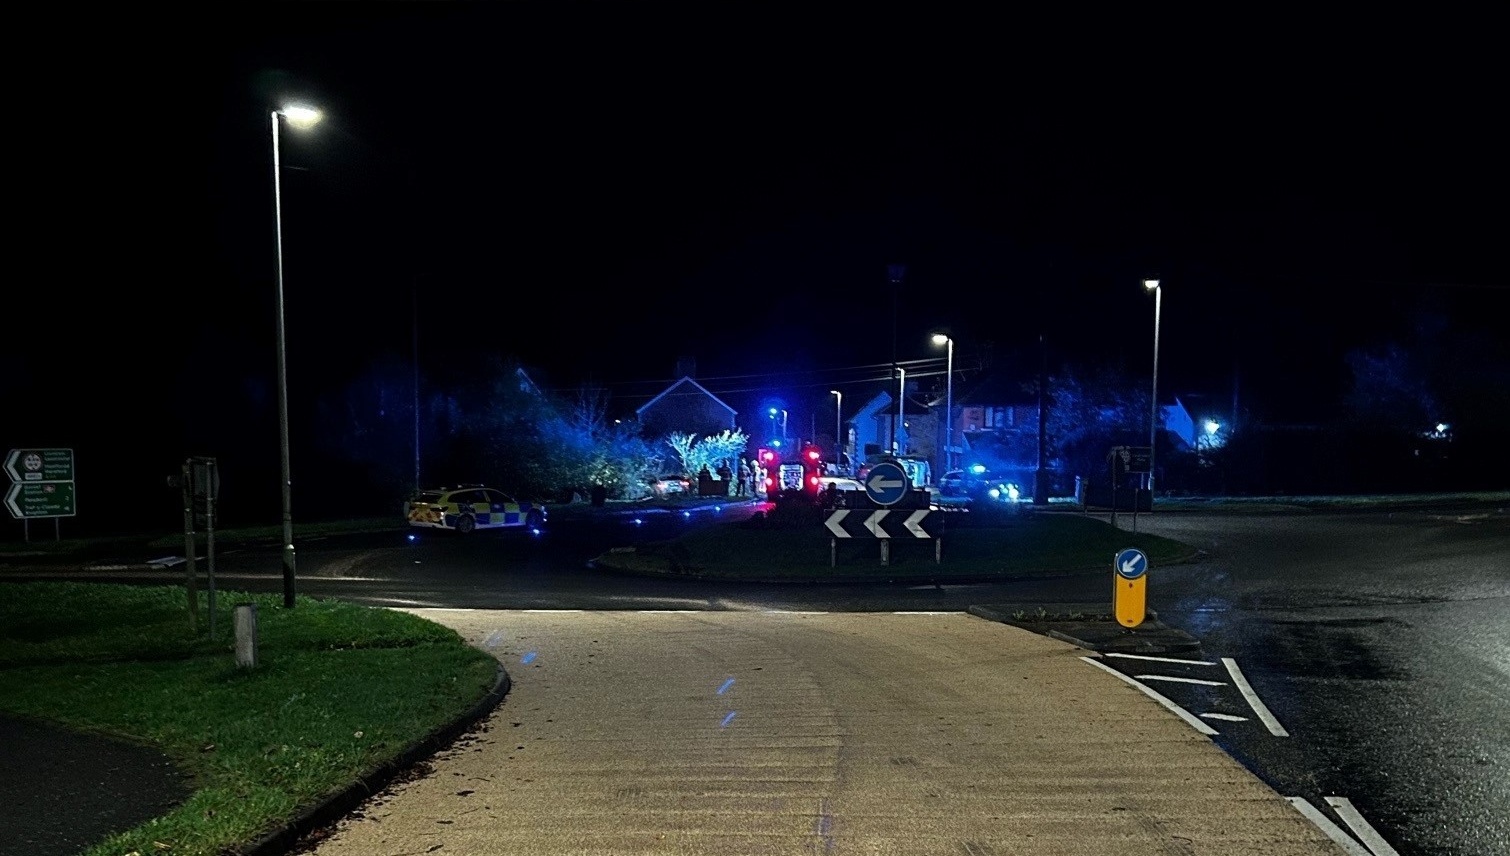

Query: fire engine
[757,444,826,502]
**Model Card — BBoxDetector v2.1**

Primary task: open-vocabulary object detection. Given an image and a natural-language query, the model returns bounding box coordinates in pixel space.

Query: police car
[404,485,547,534]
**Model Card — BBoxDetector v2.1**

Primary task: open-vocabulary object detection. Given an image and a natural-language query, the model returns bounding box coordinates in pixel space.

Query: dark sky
[7,6,1508,513]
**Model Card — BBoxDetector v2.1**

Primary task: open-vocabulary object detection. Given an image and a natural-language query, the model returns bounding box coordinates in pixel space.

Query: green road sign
[5,448,75,483]
[5,481,77,518]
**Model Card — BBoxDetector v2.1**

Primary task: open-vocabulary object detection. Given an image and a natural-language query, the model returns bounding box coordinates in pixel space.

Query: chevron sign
[824,509,936,539]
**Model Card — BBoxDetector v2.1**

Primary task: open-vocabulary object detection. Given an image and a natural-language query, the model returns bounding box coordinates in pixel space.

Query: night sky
[7,7,1507,527]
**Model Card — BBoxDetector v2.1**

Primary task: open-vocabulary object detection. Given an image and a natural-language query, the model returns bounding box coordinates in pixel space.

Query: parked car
[649,474,691,496]
[404,485,546,534]
[937,468,1021,502]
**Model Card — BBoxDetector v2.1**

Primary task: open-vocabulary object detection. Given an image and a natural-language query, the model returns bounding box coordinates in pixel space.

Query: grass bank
[599,507,1196,580]
[0,517,403,561]
[0,582,499,856]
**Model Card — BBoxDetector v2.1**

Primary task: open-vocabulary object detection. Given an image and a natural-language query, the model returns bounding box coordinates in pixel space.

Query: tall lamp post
[894,366,907,455]
[1144,279,1162,500]
[271,103,322,608]
[931,333,954,472]
[829,390,842,467]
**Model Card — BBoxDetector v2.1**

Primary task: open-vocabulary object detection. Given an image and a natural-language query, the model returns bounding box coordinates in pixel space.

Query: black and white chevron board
[824,509,937,539]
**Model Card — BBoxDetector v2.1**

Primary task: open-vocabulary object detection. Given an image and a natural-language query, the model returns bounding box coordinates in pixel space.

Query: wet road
[26,504,1509,855]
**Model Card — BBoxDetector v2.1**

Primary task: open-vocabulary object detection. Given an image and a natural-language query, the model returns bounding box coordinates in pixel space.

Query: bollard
[234,603,259,669]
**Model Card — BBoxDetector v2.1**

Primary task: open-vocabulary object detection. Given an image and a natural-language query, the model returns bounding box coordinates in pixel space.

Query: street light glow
[931,333,949,345]
[1144,279,1160,290]
[1206,420,1221,434]
[280,104,323,129]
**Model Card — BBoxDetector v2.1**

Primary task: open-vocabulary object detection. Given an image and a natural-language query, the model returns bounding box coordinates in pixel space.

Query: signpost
[1106,446,1153,530]
[863,460,909,507]
[1113,547,1148,628]
[5,448,75,541]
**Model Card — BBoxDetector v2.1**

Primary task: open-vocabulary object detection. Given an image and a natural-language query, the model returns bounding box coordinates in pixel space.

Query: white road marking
[1104,652,1217,666]
[523,609,585,613]
[1080,657,1218,735]
[891,611,959,615]
[1326,797,1401,856]
[1199,713,1250,722]
[1286,797,1371,856]
[1222,657,1290,737]
[1136,674,1227,686]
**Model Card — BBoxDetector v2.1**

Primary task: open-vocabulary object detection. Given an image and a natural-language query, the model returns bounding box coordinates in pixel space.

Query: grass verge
[0,582,498,856]
[0,517,403,560]
[602,508,1195,580]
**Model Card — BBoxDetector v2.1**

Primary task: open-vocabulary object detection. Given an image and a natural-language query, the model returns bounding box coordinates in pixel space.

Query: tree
[1043,361,1153,484]
[1342,344,1440,434]
[664,429,749,479]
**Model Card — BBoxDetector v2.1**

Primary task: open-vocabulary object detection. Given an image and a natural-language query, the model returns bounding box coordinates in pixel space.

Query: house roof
[956,371,1036,407]
[635,376,738,417]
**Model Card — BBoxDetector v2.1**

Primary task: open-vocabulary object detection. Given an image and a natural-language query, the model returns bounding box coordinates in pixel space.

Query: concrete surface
[302,610,1348,855]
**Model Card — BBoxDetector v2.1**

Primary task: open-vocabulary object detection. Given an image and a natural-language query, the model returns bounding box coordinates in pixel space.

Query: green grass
[1148,490,1510,513]
[605,508,1195,580]
[0,582,498,856]
[0,517,404,559]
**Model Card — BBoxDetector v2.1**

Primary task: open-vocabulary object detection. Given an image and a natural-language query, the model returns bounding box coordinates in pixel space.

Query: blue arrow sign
[1114,548,1148,580]
[864,461,909,507]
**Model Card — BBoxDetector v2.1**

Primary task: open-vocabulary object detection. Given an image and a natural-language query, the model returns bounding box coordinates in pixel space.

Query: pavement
[7,500,1345,855]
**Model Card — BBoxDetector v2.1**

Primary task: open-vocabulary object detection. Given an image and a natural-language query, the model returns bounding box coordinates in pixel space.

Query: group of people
[733,456,767,498]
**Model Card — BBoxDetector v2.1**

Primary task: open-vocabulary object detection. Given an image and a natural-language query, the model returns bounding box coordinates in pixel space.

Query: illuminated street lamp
[932,333,954,472]
[271,102,322,607]
[830,390,843,468]
[1144,279,1162,499]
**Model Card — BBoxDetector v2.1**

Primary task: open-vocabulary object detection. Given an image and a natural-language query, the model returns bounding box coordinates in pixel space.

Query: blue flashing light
[406,533,417,542]
[633,517,643,525]
[969,463,986,475]
[521,651,538,664]
[714,505,722,512]
[683,511,691,518]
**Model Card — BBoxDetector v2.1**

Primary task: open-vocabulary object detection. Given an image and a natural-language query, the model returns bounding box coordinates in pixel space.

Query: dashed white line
[1136,674,1227,686]
[1222,657,1290,737]
[1325,797,1401,856]
[1199,712,1250,722]
[1286,797,1371,856]
[1080,657,1218,735]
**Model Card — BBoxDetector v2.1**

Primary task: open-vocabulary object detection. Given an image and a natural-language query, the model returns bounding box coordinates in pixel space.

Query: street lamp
[931,333,954,472]
[271,102,322,607]
[1144,279,1162,499]
[894,365,906,455]
[830,390,842,468]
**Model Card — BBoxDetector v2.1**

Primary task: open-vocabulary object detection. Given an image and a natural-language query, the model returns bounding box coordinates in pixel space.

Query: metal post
[181,461,198,632]
[1035,333,1048,505]
[1149,283,1162,500]
[830,537,837,568]
[880,538,890,567]
[22,519,28,543]
[830,390,842,468]
[54,518,60,541]
[413,278,421,493]
[944,337,953,473]
[935,537,942,564]
[895,366,906,454]
[205,460,218,638]
[272,110,297,607]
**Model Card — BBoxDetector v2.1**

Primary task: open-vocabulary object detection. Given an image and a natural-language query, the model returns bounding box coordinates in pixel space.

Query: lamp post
[1144,279,1162,500]
[830,390,842,468]
[931,333,953,472]
[894,365,906,455]
[271,103,322,608]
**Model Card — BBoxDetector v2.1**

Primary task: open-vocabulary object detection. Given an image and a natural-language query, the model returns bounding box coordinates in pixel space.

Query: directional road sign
[1114,548,1148,579]
[5,482,76,518]
[5,448,74,483]
[1113,547,1148,627]
[824,509,935,539]
[863,461,910,507]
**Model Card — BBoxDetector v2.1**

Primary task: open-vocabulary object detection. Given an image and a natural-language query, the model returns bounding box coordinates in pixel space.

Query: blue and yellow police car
[404,485,547,534]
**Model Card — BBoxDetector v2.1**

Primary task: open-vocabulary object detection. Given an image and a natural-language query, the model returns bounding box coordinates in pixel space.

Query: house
[851,385,936,461]
[635,376,738,440]
[951,371,1041,482]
